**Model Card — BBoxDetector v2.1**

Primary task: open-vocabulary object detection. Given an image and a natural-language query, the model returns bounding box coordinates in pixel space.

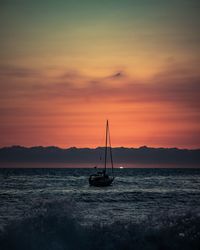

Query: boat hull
[89,175,114,187]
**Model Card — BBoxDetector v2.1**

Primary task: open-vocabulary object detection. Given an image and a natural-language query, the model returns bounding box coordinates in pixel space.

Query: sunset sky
[0,0,199,149]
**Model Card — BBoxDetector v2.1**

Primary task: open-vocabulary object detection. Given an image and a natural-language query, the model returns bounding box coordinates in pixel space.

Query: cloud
[0,63,199,110]
[59,70,84,80]
[0,65,42,78]
[107,71,126,79]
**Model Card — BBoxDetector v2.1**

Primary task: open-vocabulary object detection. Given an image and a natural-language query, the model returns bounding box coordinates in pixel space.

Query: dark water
[0,168,200,250]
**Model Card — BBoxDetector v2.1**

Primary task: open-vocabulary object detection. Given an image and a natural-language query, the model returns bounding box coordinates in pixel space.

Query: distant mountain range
[0,146,199,166]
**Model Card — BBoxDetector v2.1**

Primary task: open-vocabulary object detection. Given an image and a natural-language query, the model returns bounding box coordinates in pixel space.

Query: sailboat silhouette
[89,120,114,187]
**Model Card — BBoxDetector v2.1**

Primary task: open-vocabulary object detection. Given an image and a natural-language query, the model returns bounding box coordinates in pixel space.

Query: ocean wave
[0,199,200,250]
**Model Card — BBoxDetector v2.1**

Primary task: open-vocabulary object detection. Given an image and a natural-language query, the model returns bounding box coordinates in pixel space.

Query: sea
[0,167,200,250]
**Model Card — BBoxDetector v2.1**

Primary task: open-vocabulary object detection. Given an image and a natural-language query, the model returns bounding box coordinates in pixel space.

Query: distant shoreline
[0,145,199,168]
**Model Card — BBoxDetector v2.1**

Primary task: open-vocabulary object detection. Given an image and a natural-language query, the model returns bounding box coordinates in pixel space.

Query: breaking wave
[0,199,200,250]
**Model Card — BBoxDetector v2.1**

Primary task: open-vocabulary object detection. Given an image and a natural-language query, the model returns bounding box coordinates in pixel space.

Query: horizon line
[1,145,200,151]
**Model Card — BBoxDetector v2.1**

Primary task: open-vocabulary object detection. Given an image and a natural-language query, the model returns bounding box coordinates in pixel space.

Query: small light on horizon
[119,166,124,169]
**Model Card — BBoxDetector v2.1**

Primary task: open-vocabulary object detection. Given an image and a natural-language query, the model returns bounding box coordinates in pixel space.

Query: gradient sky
[0,0,200,148]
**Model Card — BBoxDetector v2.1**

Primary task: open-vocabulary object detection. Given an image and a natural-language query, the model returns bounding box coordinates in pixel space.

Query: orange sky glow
[0,1,199,149]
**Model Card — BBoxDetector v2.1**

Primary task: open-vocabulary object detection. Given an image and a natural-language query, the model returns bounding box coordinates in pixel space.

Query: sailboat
[89,120,114,187]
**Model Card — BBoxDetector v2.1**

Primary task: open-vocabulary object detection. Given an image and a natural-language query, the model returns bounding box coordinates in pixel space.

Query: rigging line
[99,130,104,164]
[108,121,114,175]
[97,122,105,167]
[104,120,108,171]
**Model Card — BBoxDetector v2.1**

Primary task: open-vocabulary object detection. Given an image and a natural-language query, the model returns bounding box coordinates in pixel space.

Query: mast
[104,120,108,171]
[104,120,114,175]
[108,124,114,175]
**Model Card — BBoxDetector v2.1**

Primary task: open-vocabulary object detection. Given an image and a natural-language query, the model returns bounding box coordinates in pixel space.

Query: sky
[0,0,200,149]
